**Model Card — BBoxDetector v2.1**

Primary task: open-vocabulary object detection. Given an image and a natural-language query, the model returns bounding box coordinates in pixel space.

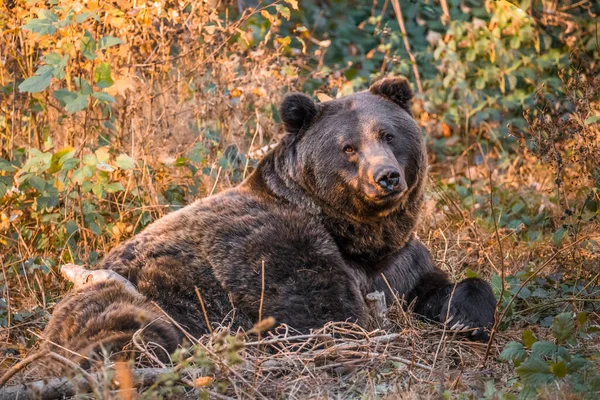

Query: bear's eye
[385,133,395,143]
[343,145,355,154]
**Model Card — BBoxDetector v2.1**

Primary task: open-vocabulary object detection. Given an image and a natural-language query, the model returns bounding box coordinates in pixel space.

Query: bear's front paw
[440,278,496,341]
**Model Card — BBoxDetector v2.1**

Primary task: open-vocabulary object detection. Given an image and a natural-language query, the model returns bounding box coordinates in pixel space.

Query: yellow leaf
[285,0,299,10]
[260,10,273,23]
[230,88,242,98]
[277,36,291,47]
[194,377,214,387]
[316,93,333,102]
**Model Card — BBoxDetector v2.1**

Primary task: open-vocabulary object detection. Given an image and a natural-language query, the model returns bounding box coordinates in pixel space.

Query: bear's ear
[369,77,413,113]
[280,93,317,135]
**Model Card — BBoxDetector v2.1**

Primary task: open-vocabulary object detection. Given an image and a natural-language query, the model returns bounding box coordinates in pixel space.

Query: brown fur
[44,280,180,369]
[44,77,496,366]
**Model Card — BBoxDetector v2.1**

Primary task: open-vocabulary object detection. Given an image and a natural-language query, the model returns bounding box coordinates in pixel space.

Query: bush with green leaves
[18,5,122,113]
[499,312,600,399]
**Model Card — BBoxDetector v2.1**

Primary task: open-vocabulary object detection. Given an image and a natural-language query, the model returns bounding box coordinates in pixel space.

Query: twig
[0,349,49,388]
[482,168,506,366]
[244,334,333,347]
[390,0,423,93]
[439,0,451,24]
[195,286,213,334]
[483,236,590,364]
[151,300,199,345]
[47,352,102,399]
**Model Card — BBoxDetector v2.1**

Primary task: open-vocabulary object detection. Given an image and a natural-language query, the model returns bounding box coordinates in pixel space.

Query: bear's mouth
[365,189,403,203]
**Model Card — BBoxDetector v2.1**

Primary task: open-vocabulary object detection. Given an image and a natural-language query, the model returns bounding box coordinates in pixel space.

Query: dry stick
[48,352,102,399]
[26,329,91,363]
[132,328,168,368]
[482,168,506,366]
[0,258,10,333]
[195,286,214,334]
[430,283,458,379]
[151,301,198,346]
[253,260,267,388]
[258,260,266,324]
[439,0,451,24]
[482,236,589,364]
[244,334,333,347]
[151,302,268,400]
[0,349,49,388]
[390,0,423,93]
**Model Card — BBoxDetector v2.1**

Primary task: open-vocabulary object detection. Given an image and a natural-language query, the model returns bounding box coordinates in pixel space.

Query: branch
[390,0,424,94]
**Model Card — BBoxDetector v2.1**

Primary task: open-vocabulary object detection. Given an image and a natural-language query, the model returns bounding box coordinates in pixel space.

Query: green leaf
[464,268,480,279]
[22,149,52,173]
[45,52,69,79]
[275,4,290,20]
[19,72,52,93]
[522,330,537,348]
[22,14,57,35]
[0,158,16,172]
[531,341,556,357]
[39,9,59,22]
[75,12,98,23]
[516,356,553,386]
[89,222,101,236]
[553,227,567,246]
[82,154,98,166]
[549,361,567,378]
[49,146,75,173]
[510,36,521,49]
[80,31,97,60]
[584,116,599,125]
[566,356,588,373]
[500,342,526,363]
[552,312,575,344]
[92,183,103,197]
[28,175,46,191]
[53,89,89,113]
[98,36,123,50]
[93,62,114,89]
[576,311,588,330]
[92,92,115,103]
[81,180,92,193]
[104,182,124,193]
[116,154,135,170]
[72,166,93,185]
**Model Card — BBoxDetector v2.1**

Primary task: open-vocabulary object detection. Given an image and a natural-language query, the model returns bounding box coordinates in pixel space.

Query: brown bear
[44,78,496,364]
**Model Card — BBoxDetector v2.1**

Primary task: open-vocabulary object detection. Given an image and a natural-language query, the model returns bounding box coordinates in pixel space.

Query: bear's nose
[375,169,401,191]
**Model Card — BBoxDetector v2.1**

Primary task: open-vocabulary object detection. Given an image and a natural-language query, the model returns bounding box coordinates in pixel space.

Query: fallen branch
[0,349,49,388]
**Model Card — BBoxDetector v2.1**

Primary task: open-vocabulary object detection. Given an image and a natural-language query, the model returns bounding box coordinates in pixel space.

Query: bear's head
[279,77,426,220]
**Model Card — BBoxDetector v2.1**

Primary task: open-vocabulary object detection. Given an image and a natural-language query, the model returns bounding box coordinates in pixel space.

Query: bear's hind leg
[43,280,181,369]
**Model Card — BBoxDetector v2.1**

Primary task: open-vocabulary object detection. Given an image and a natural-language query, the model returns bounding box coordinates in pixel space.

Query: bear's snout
[375,168,400,191]
[372,166,407,197]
